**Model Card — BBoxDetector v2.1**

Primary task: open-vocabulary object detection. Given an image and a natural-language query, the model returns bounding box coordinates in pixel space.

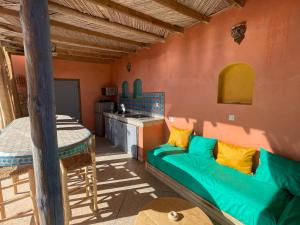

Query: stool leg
[84,167,89,198]
[91,164,98,212]
[12,175,18,194]
[0,181,6,219]
[76,168,83,180]
[28,168,39,225]
[91,136,98,211]
[60,164,71,225]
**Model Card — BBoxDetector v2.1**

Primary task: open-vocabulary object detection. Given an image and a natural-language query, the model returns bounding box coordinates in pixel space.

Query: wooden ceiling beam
[48,2,165,43]
[52,37,132,54]
[50,20,145,47]
[4,48,24,55]
[56,43,126,57]
[0,24,23,38]
[0,42,22,51]
[152,0,210,23]
[0,38,23,47]
[225,0,245,7]
[55,49,121,60]
[86,0,184,33]
[3,41,120,60]
[0,6,145,47]
[54,54,114,64]
[0,22,133,53]
[5,48,114,64]
[0,6,19,17]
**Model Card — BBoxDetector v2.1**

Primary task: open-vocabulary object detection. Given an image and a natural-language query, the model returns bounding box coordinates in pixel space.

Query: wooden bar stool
[60,135,98,225]
[0,165,39,224]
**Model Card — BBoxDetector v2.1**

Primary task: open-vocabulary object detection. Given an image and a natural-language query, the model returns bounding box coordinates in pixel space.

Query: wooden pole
[19,1,64,225]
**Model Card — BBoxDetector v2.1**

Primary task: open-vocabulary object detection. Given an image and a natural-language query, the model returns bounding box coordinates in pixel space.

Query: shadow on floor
[66,137,180,225]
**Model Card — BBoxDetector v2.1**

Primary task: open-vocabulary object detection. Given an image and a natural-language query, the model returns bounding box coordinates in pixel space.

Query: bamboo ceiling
[0,0,245,64]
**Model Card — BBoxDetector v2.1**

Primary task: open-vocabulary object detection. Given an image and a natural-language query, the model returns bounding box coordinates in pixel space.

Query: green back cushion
[255,148,300,196]
[188,135,217,159]
[278,196,300,225]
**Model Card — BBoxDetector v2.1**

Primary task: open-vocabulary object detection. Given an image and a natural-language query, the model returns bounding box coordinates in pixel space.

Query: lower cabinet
[104,116,138,159]
[126,123,138,159]
[112,119,127,151]
[104,116,113,142]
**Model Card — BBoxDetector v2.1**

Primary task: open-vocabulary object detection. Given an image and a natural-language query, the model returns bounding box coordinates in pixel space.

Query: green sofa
[146,136,300,225]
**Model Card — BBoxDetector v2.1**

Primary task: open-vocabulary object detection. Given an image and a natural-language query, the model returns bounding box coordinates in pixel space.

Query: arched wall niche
[218,63,255,105]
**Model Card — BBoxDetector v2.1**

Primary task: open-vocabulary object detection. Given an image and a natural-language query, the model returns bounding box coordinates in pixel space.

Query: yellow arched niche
[218,63,255,105]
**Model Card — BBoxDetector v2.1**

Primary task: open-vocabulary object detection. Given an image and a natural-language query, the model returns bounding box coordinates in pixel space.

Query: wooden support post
[19,1,64,225]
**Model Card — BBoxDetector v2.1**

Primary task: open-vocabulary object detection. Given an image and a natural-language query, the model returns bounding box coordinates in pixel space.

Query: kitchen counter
[103,112,164,127]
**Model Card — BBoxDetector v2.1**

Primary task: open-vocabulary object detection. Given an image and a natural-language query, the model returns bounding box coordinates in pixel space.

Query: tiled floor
[1,137,179,225]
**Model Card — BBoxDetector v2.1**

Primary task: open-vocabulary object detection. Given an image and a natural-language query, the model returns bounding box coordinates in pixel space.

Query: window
[218,63,255,105]
[133,79,142,98]
[121,81,128,98]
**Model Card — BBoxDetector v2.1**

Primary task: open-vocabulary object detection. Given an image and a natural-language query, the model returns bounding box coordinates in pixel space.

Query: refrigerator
[95,101,114,136]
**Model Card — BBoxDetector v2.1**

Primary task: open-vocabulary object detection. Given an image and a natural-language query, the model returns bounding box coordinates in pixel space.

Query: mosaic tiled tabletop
[0,115,91,166]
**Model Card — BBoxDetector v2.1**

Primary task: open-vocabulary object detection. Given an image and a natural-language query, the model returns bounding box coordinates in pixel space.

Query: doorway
[54,79,81,121]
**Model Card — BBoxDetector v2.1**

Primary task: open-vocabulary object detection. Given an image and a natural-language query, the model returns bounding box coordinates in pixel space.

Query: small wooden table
[134,197,213,225]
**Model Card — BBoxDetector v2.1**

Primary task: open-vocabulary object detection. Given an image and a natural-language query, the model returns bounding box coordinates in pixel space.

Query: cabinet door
[120,122,127,152]
[126,124,138,159]
[104,116,113,143]
[112,118,119,146]
[108,118,113,142]
[112,120,127,151]
[104,116,110,140]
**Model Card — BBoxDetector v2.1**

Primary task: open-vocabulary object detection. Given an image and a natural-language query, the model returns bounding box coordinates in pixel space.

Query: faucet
[120,104,126,114]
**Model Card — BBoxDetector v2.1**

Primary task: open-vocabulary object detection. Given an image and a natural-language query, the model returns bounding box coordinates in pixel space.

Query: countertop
[103,112,164,127]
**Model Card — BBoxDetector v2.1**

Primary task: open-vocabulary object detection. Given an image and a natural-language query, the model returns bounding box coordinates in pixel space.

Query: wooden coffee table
[134,197,213,225]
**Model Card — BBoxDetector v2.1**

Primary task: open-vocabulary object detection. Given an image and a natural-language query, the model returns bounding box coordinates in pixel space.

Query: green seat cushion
[147,149,291,225]
[188,135,217,159]
[254,148,300,196]
[151,144,185,156]
[278,196,300,225]
[147,144,185,167]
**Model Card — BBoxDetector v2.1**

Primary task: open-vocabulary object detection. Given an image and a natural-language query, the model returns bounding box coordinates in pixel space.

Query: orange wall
[112,0,300,161]
[11,55,112,131]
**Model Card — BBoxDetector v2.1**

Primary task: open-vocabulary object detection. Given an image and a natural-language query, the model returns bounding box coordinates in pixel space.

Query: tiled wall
[119,92,165,116]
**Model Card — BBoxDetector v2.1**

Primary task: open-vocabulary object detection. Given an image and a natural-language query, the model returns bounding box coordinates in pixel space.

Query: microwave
[101,87,117,96]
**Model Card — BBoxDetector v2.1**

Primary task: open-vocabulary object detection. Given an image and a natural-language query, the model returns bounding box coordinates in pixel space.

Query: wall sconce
[126,63,131,72]
[231,22,247,45]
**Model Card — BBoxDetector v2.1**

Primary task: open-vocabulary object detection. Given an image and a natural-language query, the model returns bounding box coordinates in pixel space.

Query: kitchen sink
[116,111,130,116]
[125,114,150,119]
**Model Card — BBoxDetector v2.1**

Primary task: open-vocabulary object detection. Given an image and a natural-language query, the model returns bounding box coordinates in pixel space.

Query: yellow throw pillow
[168,127,193,148]
[216,141,257,174]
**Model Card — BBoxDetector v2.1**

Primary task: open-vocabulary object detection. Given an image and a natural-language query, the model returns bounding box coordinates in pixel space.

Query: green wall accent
[122,81,128,98]
[133,79,142,98]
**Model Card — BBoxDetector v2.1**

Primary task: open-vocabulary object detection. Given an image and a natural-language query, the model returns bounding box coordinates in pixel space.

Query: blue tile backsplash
[119,92,165,116]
